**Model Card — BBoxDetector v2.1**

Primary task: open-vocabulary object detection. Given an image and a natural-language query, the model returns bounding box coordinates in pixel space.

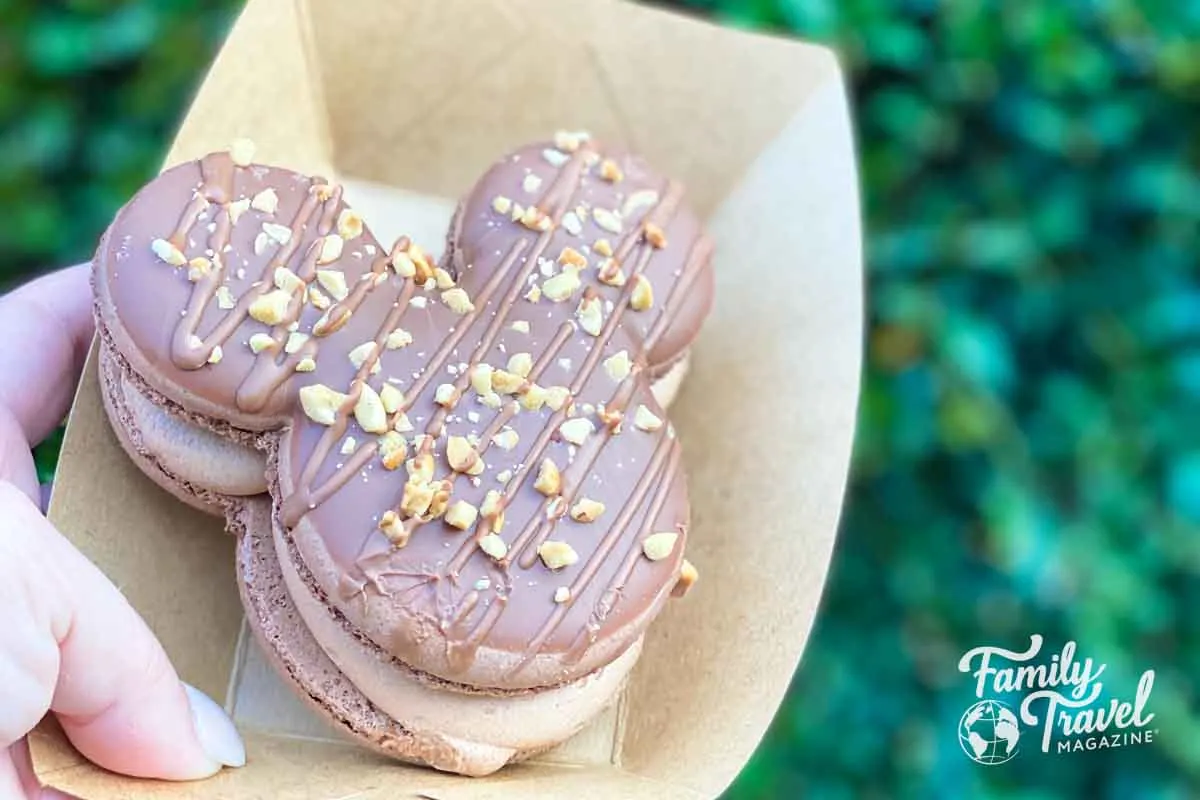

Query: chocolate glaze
[95,138,714,691]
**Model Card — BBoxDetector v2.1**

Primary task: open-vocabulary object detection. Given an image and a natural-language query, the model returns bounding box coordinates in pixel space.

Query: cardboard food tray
[31,0,863,796]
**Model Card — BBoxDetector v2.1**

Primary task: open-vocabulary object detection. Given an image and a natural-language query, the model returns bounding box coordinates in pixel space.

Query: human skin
[0,266,245,799]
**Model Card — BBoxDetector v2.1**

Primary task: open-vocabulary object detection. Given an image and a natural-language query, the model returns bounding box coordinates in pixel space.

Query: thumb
[0,482,244,780]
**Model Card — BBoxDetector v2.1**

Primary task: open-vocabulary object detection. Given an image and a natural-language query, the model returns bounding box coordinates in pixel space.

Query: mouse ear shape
[450,139,714,376]
[92,148,388,431]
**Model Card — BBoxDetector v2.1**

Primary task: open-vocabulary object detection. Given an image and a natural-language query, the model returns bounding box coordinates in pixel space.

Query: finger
[0,265,94,447]
[1,747,25,800]
[0,483,244,780]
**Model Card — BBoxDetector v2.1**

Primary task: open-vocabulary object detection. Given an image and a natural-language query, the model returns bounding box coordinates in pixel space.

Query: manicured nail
[183,682,246,769]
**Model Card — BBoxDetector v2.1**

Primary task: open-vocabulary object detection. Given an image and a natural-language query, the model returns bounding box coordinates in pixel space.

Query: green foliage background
[3,1,1198,797]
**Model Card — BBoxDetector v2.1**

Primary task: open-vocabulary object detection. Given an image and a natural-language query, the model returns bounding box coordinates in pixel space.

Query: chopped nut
[317,234,344,265]
[643,532,679,562]
[392,252,416,278]
[248,333,276,354]
[534,458,561,496]
[478,533,508,560]
[427,479,452,520]
[249,289,293,325]
[604,350,632,381]
[509,202,525,222]
[554,586,572,604]
[379,510,409,547]
[445,500,479,531]
[542,270,581,302]
[406,452,435,484]
[599,159,623,182]
[312,183,336,202]
[672,559,699,597]
[228,198,250,224]
[187,257,212,281]
[446,436,484,475]
[285,331,309,354]
[151,238,187,266]
[251,188,279,214]
[544,386,571,412]
[542,148,570,167]
[559,417,595,446]
[506,352,533,378]
[519,383,548,411]
[562,212,583,236]
[229,137,256,166]
[525,285,542,303]
[633,404,663,431]
[216,285,236,310]
[496,468,513,483]
[577,296,603,336]
[554,130,588,151]
[519,206,553,232]
[469,363,494,395]
[442,287,475,315]
[558,247,588,270]
[378,431,408,470]
[522,174,543,193]
[538,540,579,571]
[316,269,349,301]
[262,222,292,245]
[207,345,223,365]
[592,208,623,234]
[336,209,363,240]
[309,286,331,310]
[622,189,660,218]
[271,267,301,295]
[313,308,351,337]
[435,383,461,408]
[492,428,519,451]
[299,384,349,426]
[630,275,653,311]
[597,258,626,287]
[643,221,668,249]
[354,382,389,434]
[348,341,381,374]
[340,437,358,456]
[393,411,414,432]
[386,328,413,349]
[481,489,503,517]
[491,195,512,215]
[295,357,317,372]
[253,232,270,256]
[401,479,435,517]
[597,405,624,433]
[594,238,614,258]
[479,390,503,409]
[510,320,530,334]
[570,498,606,523]
[492,370,524,395]
[434,268,456,290]
[380,384,404,415]
[545,496,568,520]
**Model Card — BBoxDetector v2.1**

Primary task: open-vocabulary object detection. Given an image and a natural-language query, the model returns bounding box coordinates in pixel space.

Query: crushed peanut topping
[492,195,513,215]
[229,138,256,167]
[599,159,623,182]
[479,534,508,560]
[299,384,348,426]
[633,404,664,432]
[435,383,461,408]
[378,431,408,470]
[446,436,484,476]
[577,296,603,336]
[492,428,519,451]
[542,270,581,302]
[151,238,187,266]
[215,285,236,310]
[570,498,606,523]
[558,247,588,270]
[251,188,278,214]
[379,510,410,547]
[592,208,623,234]
[386,328,414,349]
[630,275,654,311]
[643,532,679,562]
[379,384,404,415]
[285,331,309,354]
[534,458,561,496]
[506,352,533,378]
[442,287,475,315]
[316,269,349,301]
[248,289,292,325]
[248,333,275,354]
[538,540,579,570]
[337,209,363,240]
[604,350,632,381]
[445,501,479,531]
[559,417,595,446]
[354,383,389,434]
[348,341,381,373]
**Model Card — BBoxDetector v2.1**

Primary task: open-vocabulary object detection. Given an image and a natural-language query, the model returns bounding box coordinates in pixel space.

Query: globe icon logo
[959,700,1020,765]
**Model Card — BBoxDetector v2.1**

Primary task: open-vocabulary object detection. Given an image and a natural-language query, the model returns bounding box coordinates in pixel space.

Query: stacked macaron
[92,134,712,775]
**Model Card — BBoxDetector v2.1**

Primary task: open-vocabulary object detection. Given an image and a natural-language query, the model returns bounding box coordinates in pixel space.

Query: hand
[0,266,245,799]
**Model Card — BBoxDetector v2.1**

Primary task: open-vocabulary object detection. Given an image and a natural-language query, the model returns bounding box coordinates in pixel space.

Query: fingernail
[182,682,246,769]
